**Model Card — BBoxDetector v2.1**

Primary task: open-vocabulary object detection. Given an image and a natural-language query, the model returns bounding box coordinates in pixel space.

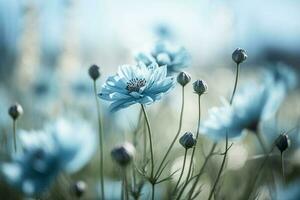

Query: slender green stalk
[173,149,188,192]
[151,183,155,200]
[281,152,285,182]
[141,105,154,178]
[93,80,105,200]
[154,86,185,179]
[123,169,129,200]
[230,63,240,104]
[208,63,240,200]
[185,95,201,182]
[187,143,217,200]
[13,120,17,152]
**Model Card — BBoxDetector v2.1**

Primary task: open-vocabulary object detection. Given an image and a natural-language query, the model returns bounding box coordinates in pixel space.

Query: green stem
[93,80,105,200]
[187,143,217,200]
[151,183,155,200]
[141,105,154,178]
[154,86,185,179]
[281,152,285,182]
[173,149,188,193]
[123,169,129,200]
[185,95,201,182]
[13,120,17,152]
[208,63,240,200]
[230,63,240,104]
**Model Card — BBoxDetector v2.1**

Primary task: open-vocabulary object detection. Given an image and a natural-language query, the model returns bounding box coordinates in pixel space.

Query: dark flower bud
[111,142,135,166]
[179,132,197,149]
[193,80,207,95]
[276,134,290,153]
[232,48,247,64]
[8,103,23,120]
[88,64,101,80]
[177,72,191,87]
[72,181,87,198]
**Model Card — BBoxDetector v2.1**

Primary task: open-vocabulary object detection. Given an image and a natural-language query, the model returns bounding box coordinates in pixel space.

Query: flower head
[111,142,135,166]
[179,132,197,149]
[232,48,247,64]
[8,103,23,120]
[1,118,96,196]
[135,41,190,74]
[98,63,175,112]
[201,65,297,140]
[177,71,191,87]
[88,64,101,81]
[276,134,290,153]
[193,80,208,95]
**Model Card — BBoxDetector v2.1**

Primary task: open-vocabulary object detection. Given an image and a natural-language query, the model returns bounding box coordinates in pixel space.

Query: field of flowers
[1,1,300,200]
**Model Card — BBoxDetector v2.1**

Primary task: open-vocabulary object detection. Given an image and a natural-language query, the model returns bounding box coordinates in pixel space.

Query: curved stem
[173,149,188,193]
[187,143,217,200]
[154,86,185,179]
[208,63,240,199]
[230,63,240,104]
[93,80,105,200]
[13,120,17,152]
[208,134,228,200]
[141,105,154,178]
[185,95,201,182]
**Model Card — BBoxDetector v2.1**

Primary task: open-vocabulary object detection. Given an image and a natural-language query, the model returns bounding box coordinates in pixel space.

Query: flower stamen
[126,78,146,92]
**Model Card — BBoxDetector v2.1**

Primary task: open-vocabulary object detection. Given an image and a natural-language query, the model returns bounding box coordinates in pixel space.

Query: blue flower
[135,41,190,74]
[276,180,300,200]
[98,62,175,112]
[201,65,297,140]
[1,118,96,196]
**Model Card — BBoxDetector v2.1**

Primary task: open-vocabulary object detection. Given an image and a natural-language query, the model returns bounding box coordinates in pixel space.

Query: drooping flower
[1,118,96,196]
[98,62,175,112]
[135,41,190,74]
[201,65,297,140]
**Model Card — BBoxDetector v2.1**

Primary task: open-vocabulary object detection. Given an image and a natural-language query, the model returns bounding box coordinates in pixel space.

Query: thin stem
[154,86,185,179]
[230,63,240,104]
[187,143,217,200]
[208,63,240,200]
[93,80,105,200]
[13,120,17,152]
[281,152,285,182]
[256,133,268,154]
[141,105,154,178]
[173,149,188,192]
[185,95,201,182]
[208,134,228,200]
[151,183,155,200]
[123,169,129,200]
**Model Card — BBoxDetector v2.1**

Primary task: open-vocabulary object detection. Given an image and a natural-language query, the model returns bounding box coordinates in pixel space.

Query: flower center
[126,78,146,92]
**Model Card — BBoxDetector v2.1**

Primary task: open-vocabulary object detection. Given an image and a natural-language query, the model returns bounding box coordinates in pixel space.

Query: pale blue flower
[98,62,175,112]
[276,180,300,200]
[135,41,190,74]
[1,118,96,196]
[201,65,297,140]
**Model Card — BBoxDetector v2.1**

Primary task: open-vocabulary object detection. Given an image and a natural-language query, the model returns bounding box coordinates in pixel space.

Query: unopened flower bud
[232,48,247,64]
[8,103,23,120]
[156,53,171,65]
[72,181,87,198]
[177,72,191,87]
[179,132,197,149]
[276,134,290,153]
[193,80,207,95]
[88,64,101,80]
[111,142,135,166]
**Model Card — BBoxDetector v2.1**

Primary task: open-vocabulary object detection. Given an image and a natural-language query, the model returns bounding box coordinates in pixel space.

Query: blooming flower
[1,118,96,196]
[135,41,190,74]
[201,65,297,140]
[98,62,175,112]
